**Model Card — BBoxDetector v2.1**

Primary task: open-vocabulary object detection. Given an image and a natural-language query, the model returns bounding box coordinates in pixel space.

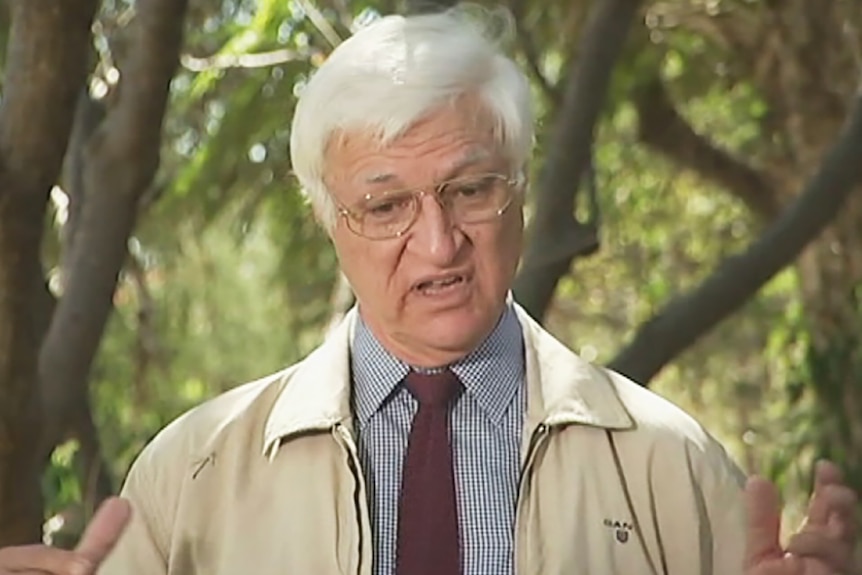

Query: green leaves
[30,0,860,538]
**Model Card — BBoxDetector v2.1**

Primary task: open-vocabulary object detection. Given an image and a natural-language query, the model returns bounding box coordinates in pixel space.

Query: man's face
[324,101,524,367]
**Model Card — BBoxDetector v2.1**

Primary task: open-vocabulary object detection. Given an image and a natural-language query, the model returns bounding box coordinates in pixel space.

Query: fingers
[745,462,860,575]
[790,460,860,574]
[74,497,132,566]
[747,554,805,575]
[815,460,844,488]
[787,529,855,574]
[819,484,858,542]
[0,499,131,575]
[744,475,785,568]
[0,544,91,574]
[807,460,855,527]
[804,461,858,545]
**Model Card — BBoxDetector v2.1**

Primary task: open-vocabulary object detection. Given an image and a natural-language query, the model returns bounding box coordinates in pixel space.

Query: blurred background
[0,0,860,547]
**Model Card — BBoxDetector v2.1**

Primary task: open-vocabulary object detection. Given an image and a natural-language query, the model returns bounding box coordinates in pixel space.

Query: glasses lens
[346,174,513,239]
[355,191,416,239]
[444,174,512,223]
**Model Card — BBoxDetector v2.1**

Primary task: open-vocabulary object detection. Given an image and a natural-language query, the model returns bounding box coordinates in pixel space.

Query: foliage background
[0,0,859,544]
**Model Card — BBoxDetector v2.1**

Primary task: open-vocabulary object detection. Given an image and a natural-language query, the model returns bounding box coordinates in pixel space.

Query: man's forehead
[361,147,493,185]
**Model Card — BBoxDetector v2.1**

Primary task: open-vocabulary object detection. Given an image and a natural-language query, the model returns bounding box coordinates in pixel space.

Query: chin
[420,307,495,355]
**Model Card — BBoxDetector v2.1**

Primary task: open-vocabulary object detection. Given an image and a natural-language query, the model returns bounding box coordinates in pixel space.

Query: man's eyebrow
[442,148,491,180]
[365,172,397,185]
[362,148,492,186]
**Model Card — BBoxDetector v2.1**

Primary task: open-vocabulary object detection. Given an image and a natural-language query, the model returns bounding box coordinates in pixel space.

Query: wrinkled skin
[325,99,524,368]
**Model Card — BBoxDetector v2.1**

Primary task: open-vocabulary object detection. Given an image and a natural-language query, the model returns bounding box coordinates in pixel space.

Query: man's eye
[365,195,412,218]
[456,185,481,196]
[449,177,495,198]
[369,202,397,215]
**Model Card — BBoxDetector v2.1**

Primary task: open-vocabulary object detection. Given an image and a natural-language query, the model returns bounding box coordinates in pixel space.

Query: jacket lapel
[515,304,633,448]
[262,308,358,457]
[262,304,635,459]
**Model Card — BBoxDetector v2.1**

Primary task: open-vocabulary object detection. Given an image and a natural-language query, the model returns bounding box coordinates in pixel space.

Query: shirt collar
[262,304,634,459]
[350,317,410,427]
[351,304,525,427]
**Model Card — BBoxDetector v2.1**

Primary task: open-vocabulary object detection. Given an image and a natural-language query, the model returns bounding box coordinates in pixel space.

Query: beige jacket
[101,306,747,575]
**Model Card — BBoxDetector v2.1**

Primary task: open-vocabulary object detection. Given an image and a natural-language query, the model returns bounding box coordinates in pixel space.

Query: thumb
[744,476,785,568]
[74,497,133,566]
[813,459,843,489]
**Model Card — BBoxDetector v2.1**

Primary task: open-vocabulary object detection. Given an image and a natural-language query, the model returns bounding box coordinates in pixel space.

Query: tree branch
[610,93,862,384]
[0,0,98,197]
[127,250,164,393]
[39,0,190,454]
[317,0,354,34]
[513,0,644,321]
[72,398,114,517]
[181,48,315,72]
[510,0,562,106]
[296,0,342,47]
[101,0,189,186]
[634,76,784,221]
[61,92,106,268]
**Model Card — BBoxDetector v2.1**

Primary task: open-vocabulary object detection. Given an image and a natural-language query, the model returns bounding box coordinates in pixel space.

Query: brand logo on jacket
[603,518,634,543]
[192,452,216,480]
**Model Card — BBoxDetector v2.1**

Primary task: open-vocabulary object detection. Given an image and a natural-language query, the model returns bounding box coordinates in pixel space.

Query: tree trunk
[38,0,189,461]
[0,0,99,545]
[0,191,49,545]
[513,0,643,320]
[0,0,187,541]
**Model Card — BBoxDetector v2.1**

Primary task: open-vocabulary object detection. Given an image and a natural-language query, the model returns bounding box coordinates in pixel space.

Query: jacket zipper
[514,423,551,575]
[334,423,371,575]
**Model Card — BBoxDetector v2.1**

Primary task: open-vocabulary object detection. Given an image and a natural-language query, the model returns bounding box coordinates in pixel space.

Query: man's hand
[0,497,131,574]
[745,460,858,575]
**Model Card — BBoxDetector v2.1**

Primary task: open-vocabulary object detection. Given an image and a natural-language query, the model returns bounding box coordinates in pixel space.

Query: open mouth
[415,275,465,293]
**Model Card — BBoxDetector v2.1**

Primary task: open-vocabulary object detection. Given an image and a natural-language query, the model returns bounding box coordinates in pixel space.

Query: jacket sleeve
[98,445,172,575]
[601,367,749,574]
[660,437,748,575]
[700,451,748,575]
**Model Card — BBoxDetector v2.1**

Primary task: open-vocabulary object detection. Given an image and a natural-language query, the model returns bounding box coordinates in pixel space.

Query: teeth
[419,276,461,290]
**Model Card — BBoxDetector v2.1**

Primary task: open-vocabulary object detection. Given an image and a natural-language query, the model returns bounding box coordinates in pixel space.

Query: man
[0,6,857,575]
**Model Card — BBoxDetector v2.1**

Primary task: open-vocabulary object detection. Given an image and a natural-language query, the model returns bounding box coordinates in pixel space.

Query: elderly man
[0,6,857,575]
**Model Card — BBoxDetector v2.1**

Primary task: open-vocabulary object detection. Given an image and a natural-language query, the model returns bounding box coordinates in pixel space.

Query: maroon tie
[396,369,462,575]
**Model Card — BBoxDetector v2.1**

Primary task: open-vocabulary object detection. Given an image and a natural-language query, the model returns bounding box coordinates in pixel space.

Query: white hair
[289,4,535,229]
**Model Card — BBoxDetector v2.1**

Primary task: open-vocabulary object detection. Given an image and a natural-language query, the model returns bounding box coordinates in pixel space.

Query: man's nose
[408,194,459,265]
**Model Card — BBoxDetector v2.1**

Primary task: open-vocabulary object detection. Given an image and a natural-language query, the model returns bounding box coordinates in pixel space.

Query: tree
[0,0,100,545]
[2,0,860,545]
[513,0,643,315]
[510,0,862,493]
[0,0,188,545]
[619,2,862,492]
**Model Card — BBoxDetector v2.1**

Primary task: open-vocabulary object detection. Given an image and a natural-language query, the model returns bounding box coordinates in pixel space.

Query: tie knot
[405,369,461,408]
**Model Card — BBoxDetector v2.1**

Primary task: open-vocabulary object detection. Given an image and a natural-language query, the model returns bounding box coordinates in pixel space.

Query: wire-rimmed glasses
[337,172,519,240]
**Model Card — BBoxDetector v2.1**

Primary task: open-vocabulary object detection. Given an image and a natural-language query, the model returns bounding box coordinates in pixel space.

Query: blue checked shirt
[351,305,526,575]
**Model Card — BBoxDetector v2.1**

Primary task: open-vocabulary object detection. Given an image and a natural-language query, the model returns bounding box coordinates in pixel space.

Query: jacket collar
[262,309,358,457]
[262,304,633,457]
[515,305,632,435]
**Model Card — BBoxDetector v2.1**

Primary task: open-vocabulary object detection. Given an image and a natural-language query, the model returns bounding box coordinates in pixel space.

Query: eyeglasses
[336,173,520,240]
